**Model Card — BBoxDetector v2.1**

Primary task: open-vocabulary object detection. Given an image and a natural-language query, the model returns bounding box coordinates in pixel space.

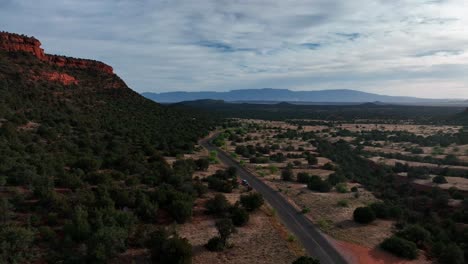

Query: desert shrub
[337,200,349,207]
[168,199,192,224]
[205,236,225,251]
[292,256,320,264]
[293,160,302,166]
[397,225,431,248]
[353,207,376,224]
[240,192,264,211]
[268,165,279,174]
[205,194,230,215]
[369,202,389,219]
[230,206,249,227]
[216,218,235,242]
[306,155,318,165]
[149,229,192,264]
[432,175,448,184]
[307,176,331,193]
[206,169,237,193]
[297,172,310,183]
[322,163,334,170]
[195,158,210,171]
[281,167,294,181]
[335,183,348,193]
[250,156,269,164]
[448,187,463,200]
[380,236,418,259]
[327,172,346,186]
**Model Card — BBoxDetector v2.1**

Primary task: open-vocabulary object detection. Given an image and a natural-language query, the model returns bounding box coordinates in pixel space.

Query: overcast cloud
[1,0,468,98]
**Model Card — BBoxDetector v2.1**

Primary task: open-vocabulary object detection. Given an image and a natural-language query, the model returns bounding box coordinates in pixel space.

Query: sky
[1,0,468,98]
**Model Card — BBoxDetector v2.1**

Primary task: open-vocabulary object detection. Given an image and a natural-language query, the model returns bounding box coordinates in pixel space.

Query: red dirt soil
[335,240,430,264]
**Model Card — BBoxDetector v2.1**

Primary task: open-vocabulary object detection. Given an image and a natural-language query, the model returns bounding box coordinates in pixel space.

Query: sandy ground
[335,240,431,264]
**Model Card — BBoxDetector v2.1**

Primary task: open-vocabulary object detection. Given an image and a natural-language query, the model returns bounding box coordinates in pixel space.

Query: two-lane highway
[200,135,348,264]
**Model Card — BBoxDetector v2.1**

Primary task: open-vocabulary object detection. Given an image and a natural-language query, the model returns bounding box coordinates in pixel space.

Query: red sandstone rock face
[30,71,79,86]
[48,55,114,74]
[0,32,114,75]
[42,72,79,85]
[0,32,46,60]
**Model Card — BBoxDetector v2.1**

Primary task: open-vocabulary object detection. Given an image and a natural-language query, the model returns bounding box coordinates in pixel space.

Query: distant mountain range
[142,88,464,105]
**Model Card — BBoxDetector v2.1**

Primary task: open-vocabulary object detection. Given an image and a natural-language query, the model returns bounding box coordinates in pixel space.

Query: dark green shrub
[433,175,448,184]
[397,225,431,248]
[306,155,318,165]
[195,158,210,171]
[380,236,418,259]
[281,168,294,181]
[292,256,320,264]
[297,172,310,183]
[216,218,236,245]
[205,194,230,215]
[353,207,376,224]
[335,183,348,193]
[240,192,264,212]
[149,230,192,264]
[327,172,346,186]
[307,176,331,193]
[369,202,389,219]
[205,236,225,251]
[168,200,192,224]
[230,206,249,227]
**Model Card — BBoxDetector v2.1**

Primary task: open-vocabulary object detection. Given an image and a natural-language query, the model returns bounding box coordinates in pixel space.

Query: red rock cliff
[47,55,114,74]
[0,32,46,59]
[0,32,113,74]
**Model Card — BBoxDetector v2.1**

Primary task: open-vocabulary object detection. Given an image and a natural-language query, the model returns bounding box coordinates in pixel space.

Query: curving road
[200,135,348,264]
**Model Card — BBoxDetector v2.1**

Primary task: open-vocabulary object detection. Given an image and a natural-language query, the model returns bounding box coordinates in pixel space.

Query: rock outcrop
[40,72,79,85]
[0,32,46,59]
[0,31,114,74]
[48,55,113,74]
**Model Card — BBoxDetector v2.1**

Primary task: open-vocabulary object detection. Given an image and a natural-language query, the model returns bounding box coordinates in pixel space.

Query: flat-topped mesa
[0,31,113,74]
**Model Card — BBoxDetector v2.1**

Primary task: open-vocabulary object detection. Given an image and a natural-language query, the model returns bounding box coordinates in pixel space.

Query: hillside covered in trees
[0,32,215,262]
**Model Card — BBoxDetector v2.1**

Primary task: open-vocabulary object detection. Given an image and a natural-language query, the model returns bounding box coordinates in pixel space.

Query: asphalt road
[200,136,348,264]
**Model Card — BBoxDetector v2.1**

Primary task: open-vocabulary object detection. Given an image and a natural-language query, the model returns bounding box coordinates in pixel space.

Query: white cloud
[1,0,468,98]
